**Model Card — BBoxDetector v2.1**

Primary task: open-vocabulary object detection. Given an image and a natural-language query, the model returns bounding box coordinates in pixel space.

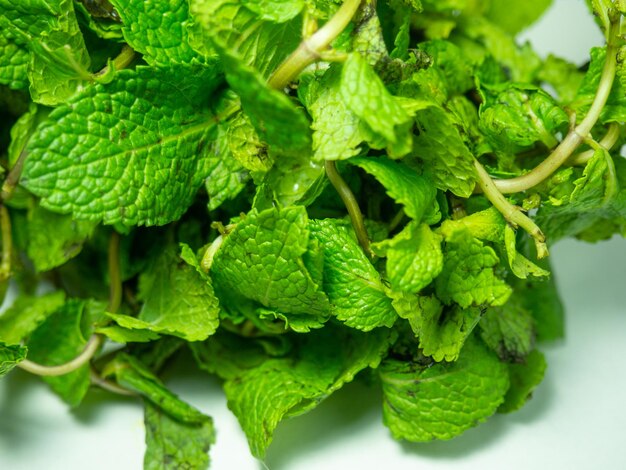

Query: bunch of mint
[1,0,625,467]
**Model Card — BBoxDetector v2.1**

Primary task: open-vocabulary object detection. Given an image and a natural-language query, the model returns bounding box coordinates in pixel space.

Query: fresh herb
[1,0,625,467]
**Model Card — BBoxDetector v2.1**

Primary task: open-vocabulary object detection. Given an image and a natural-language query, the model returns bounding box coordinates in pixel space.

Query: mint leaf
[478,83,568,155]
[306,64,366,161]
[0,292,66,345]
[219,50,312,156]
[435,229,512,308]
[144,400,215,470]
[0,29,29,90]
[372,221,444,293]
[26,299,94,406]
[485,0,553,35]
[0,342,27,377]
[26,205,97,272]
[109,0,209,66]
[480,292,536,362]
[380,336,509,441]
[341,53,413,156]
[189,0,301,77]
[220,326,394,457]
[104,353,208,423]
[96,324,160,344]
[498,349,547,413]
[0,0,91,105]
[205,120,250,211]
[21,66,221,226]
[412,102,477,197]
[392,294,482,362]
[309,219,397,331]
[210,207,330,325]
[106,245,219,341]
[348,156,440,223]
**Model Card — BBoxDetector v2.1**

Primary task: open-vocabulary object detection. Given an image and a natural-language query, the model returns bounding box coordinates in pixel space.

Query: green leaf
[0,0,92,105]
[460,16,541,83]
[190,330,273,381]
[306,64,367,161]
[104,353,208,423]
[226,111,273,172]
[241,0,304,22]
[412,102,477,197]
[210,206,330,325]
[27,205,97,272]
[109,0,209,65]
[348,156,440,224]
[537,54,584,104]
[106,244,220,342]
[379,336,509,441]
[574,46,626,123]
[503,225,550,279]
[392,294,482,362]
[221,326,394,457]
[498,349,546,413]
[219,50,312,156]
[372,221,443,293]
[435,229,512,308]
[535,148,620,241]
[438,207,505,243]
[27,299,93,406]
[21,66,221,226]
[309,219,397,331]
[205,120,250,211]
[0,291,66,345]
[480,292,536,362]
[485,0,553,35]
[0,342,27,377]
[514,271,564,342]
[96,324,160,343]
[478,83,568,155]
[340,53,413,156]
[189,0,301,77]
[144,400,215,470]
[0,29,29,90]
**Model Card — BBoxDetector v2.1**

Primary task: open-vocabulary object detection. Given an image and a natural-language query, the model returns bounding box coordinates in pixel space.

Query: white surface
[1,1,625,469]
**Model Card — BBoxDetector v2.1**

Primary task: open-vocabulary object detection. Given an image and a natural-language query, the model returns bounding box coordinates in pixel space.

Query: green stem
[493,18,620,194]
[568,122,620,165]
[268,0,362,89]
[325,160,371,254]
[474,159,548,259]
[1,150,28,201]
[94,45,136,78]
[18,335,104,377]
[0,205,11,282]
[107,231,122,314]
[89,367,136,396]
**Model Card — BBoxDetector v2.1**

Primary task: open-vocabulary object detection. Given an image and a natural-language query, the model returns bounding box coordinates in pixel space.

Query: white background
[2,0,625,469]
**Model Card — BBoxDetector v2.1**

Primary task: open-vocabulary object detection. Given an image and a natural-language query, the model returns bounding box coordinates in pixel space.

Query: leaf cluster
[1,0,625,467]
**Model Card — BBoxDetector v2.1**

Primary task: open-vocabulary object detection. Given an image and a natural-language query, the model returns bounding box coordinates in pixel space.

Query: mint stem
[325,160,372,255]
[474,159,548,259]
[18,334,104,377]
[268,0,362,89]
[493,17,621,194]
[0,205,11,283]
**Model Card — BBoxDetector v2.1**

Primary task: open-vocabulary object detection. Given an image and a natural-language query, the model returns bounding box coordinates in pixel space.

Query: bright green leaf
[144,400,215,470]
[0,291,66,345]
[309,219,397,331]
[380,336,509,441]
[435,229,512,308]
[0,342,27,377]
[21,66,221,226]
